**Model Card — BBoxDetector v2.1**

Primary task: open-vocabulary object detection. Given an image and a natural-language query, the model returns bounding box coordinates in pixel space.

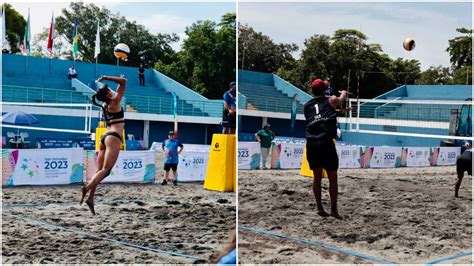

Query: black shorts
[456,151,472,175]
[222,110,236,129]
[306,139,339,171]
[164,163,178,171]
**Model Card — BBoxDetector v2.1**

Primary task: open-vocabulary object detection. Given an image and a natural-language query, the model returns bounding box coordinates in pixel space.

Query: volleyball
[403,38,416,51]
[113,43,130,59]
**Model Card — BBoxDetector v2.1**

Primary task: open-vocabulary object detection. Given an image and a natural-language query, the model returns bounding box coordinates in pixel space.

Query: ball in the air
[403,38,416,51]
[114,43,130,59]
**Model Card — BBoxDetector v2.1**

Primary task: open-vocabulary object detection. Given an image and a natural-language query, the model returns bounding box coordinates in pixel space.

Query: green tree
[447,28,472,69]
[156,13,236,99]
[416,66,452,85]
[53,2,177,66]
[2,4,26,54]
[238,24,298,73]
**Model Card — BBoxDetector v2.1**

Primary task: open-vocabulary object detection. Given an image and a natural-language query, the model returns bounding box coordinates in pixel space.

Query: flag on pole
[22,8,30,55]
[2,5,10,51]
[72,17,78,58]
[94,20,100,58]
[47,12,54,54]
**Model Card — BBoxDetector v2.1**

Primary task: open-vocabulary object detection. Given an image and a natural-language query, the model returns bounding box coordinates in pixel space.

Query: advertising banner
[401,147,431,167]
[238,142,261,170]
[368,146,402,168]
[85,150,155,183]
[434,146,461,166]
[2,148,84,186]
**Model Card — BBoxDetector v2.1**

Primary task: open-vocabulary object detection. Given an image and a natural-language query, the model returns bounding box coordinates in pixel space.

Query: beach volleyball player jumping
[304,79,347,219]
[80,75,127,214]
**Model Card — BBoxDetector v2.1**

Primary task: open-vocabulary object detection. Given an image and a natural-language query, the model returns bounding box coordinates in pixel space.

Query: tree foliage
[156,13,236,99]
[238,24,298,73]
[2,3,26,54]
[447,28,472,69]
[47,2,178,66]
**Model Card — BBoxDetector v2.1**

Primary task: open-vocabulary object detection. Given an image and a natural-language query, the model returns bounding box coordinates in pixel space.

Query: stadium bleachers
[238,70,311,113]
[2,54,223,117]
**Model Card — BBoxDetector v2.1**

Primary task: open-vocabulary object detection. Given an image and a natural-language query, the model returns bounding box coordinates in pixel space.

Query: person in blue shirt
[161,131,183,185]
[222,82,236,134]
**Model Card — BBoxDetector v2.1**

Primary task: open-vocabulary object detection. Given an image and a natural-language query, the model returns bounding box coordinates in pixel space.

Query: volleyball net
[341,98,473,141]
[2,102,94,134]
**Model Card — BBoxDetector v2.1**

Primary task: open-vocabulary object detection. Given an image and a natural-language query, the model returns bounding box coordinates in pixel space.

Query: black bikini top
[103,105,125,126]
[92,94,125,127]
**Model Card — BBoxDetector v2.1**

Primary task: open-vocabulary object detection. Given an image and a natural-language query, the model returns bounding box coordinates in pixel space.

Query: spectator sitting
[68,66,78,79]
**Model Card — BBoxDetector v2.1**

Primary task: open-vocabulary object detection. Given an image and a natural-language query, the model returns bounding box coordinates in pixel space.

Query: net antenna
[1,102,94,134]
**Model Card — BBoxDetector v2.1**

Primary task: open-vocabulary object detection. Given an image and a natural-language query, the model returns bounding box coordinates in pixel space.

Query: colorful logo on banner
[401,147,431,167]
[336,146,362,168]
[238,142,261,169]
[2,148,84,186]
[179,152,208,182]
[273,143,305,169]
[86,151,155,183]
[435,147,461,166]
[369,146,402,168]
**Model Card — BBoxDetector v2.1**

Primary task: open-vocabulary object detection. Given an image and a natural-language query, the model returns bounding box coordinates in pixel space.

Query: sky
[239,2,472,70]
[8,1,236,51]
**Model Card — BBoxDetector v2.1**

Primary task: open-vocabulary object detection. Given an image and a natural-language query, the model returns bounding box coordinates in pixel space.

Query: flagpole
[116,58,119,76]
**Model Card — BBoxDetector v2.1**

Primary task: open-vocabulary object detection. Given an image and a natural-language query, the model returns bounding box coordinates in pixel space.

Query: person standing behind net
[255,124,275,170]
[162,131,183,186]
[304,78,347,219]
[455,141,472,197]
[222,82,236,134]
[138,63,145,86]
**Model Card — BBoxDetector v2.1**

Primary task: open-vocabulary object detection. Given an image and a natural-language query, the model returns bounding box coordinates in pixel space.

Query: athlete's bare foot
[79,186,87,205]
[330,211,342,220]
[317,209,329,217]
[85,199,96,215]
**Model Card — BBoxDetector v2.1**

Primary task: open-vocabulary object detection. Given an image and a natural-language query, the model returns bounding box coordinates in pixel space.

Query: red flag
[47,12,54,54]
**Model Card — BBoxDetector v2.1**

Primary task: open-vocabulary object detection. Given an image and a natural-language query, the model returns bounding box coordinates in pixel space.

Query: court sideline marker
[239,225,396,264]
[5,213,202,261]
[424,251,472,265]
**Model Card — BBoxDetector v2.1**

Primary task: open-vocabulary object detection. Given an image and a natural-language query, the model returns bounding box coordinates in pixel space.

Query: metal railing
[2,85,89,104]
[242,97,303,113]
[124,94,223,117]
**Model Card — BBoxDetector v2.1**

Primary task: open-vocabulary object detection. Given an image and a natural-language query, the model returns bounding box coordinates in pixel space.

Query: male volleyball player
[304,79,347,219]
[455,141,472,197]
[80,75,127,215]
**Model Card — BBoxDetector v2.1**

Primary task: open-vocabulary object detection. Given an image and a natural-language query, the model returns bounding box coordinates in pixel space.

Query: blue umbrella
[2,111,39,126]
[2,111,39,148]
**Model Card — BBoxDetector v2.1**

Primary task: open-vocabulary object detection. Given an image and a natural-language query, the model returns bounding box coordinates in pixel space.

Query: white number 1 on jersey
[314,104,320,115]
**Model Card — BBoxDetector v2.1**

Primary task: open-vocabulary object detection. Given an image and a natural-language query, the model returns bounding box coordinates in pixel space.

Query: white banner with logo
[368,146,402,168]
[337,145,363,168]
[436,147,461,166]
[101,151,156,183]
[273,143,305,169]
[178,151,209,182]
[238,142,261,170]
[402,147,431,167]
[3,148,84,186]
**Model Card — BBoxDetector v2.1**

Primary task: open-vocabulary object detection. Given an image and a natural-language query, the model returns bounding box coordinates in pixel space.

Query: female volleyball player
[80,75,127,214]
[304,79,347,219]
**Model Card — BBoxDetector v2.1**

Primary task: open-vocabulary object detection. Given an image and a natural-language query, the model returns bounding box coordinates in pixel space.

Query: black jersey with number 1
[303,96,338,141]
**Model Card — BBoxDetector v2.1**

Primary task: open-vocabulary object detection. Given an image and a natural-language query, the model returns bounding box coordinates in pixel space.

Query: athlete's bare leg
[327,170,342,219]
[313,168,329,217]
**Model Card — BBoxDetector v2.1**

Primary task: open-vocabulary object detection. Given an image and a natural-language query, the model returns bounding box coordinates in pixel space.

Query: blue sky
[239,2,472,70]
[9,1,235,51]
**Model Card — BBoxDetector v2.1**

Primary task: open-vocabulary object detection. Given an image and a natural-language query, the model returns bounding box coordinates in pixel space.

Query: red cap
[310,79,327,91]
